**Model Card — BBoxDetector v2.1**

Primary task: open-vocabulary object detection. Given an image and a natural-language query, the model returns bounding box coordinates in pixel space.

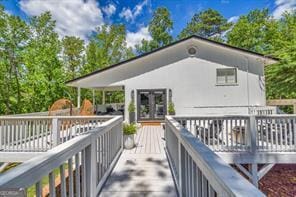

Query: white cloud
[103,4,116,17]
[19,0,104,40]
[119,0,148,22]
[119,8,133,21]
[126,26,152,48]
[273,0,296,19]
[227,16,239,23]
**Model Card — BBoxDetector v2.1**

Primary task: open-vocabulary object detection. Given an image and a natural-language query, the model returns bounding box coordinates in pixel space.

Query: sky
[1,0,296,48]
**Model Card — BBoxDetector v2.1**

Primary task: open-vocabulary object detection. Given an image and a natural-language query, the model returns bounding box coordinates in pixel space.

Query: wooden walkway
[100,126,178,197]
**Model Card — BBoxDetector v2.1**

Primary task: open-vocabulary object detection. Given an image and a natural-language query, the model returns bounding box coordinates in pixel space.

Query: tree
[62,36,84,80]
[178,8,232,40]
[83,24,133,74]
[136,7,173,53]
[265,11,296,100]
[227,9,277,54]
[22,12,67,112]
[0,6,29,114]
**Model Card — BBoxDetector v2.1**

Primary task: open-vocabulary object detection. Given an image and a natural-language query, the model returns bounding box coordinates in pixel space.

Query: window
[216,68,237,85]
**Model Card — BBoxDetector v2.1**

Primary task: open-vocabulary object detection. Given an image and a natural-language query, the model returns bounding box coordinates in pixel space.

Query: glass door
[152,90,166,120]
[137,89,166,121]
[138,91,151,120]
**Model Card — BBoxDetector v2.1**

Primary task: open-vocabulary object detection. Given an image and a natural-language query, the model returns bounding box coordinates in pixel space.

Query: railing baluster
[81,150,86,197]
[68,158,74,197]
[60,164,66,197]
[35,181,42,197]
[75,153,81,197]
[49,172,56,197]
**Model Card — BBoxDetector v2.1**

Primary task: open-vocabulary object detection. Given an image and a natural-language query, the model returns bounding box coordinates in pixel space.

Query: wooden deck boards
[99,126,177,197]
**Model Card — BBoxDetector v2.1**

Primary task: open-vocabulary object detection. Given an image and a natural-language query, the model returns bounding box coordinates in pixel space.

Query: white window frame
[216,68,238,86]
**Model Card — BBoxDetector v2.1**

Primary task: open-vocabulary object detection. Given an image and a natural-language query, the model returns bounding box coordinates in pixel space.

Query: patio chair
[196,120,224,145]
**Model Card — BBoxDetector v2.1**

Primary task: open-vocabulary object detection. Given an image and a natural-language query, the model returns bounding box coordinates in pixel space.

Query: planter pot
[129,112,135,124]
[168,111,175,115]
[124,134,135,149]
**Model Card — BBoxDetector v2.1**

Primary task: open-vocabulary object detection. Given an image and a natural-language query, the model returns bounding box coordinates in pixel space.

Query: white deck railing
[165,116,265,197]
[0,116,123,197]
[174,115,296,153]
[249,106,277,115]
[0,116,112,152]
[3,108,80,117]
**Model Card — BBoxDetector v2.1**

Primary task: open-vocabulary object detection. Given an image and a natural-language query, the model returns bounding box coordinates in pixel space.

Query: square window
[216,68,237,85]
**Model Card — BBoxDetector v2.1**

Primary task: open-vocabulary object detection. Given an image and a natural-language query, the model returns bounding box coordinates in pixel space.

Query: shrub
[123,123,137,135]
[128,101,135,113]
[168,101,175,115]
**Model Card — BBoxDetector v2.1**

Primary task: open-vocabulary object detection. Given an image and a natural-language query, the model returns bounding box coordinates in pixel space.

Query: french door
[137,89,166,121]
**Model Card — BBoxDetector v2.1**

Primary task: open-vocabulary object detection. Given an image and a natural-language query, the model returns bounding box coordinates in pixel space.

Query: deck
[1,114,293,196]
[99,126,178,197]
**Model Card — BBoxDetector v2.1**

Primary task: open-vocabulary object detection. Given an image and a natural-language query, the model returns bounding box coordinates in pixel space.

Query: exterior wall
[122,57,265,122]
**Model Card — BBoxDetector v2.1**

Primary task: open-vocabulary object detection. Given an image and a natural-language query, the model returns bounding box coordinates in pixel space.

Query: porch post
[102,89,106,105]
[77,87,81,108]
[92,89,95,113]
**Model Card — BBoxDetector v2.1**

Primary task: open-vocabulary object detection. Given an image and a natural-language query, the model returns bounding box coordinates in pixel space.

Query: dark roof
[66,35,279,84]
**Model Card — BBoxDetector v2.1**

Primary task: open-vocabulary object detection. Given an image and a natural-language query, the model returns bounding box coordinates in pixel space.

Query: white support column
[92,89,95,113]
[251,163,258,188]
[102,89,106,105]
[77,87,81,108]
[249,115,257,153]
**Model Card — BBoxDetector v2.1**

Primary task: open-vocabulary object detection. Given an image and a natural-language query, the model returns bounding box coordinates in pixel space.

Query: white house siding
[121,57,265,122]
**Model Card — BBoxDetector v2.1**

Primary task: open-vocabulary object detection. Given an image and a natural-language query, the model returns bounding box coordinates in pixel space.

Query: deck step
[140,122,162,126]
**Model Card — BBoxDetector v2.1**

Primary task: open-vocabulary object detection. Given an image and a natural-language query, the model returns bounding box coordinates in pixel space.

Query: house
[66,35,278,123]
[2,36,295,197]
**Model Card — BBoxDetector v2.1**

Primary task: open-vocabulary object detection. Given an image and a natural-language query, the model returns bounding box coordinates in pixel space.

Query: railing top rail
[172,114,296,119]
[255,114,296,118]
[1,108,79,117]
[0,115,123,188]
[166,116,265,197]
[0,115,116,120]
[172,115,251,119]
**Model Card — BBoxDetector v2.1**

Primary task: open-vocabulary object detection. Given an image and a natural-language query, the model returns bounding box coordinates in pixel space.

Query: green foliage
[265,11,296,99]
[136,7,173,53]
[0,5,295,115]
[227,9,296,100]
[128,101,135,113]
[168,101,175,115]
[123,123,137,135]
[227,9,277,54]
[62,36,85,80]
[22,12,67,112]
[178,8,232,40]
[0,6,29,114]
[83,24,134,74]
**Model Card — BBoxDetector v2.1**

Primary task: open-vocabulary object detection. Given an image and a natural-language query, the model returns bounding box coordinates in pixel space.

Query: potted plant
[128,101,136,123]
[168,101,176,115]
[123,123,137,149]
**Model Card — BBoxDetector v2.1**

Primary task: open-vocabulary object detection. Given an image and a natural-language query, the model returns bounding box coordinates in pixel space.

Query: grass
[26,164,68,197]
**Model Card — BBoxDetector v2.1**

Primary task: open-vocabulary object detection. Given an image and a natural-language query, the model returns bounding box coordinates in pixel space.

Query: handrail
[0,116,114,152]
[2,108,80,117]
[165,116,265,196]
[173,114,296,153]
[0,116,123,196]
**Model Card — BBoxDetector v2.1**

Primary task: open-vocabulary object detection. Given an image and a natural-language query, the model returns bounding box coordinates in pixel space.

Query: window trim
[216,68,238,86]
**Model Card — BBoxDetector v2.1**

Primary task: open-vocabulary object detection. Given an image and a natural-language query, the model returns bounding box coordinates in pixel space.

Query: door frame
[136,89,167,122]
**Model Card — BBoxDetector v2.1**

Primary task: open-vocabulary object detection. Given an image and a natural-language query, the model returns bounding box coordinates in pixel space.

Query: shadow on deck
[99,126,178,197]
